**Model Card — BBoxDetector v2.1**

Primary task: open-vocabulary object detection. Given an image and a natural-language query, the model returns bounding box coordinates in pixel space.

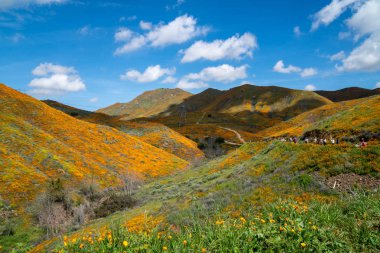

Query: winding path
[219,127,246,144]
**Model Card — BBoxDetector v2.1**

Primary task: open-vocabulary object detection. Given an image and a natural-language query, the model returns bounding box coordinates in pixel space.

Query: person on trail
[361,138,367,147]
[336,138,339,144]
[323,139,327,145]
[331,138,335,144]
[305,138,309,144]
[314,137,318,144]
[293,137,297,143]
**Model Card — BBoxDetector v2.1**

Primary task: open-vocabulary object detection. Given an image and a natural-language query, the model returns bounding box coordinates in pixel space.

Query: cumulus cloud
[114,27,133,42]
[337,0,380,71]
[120,65,175,83]
[301,68,318,77]
[114,15,209,55]
[78,25,102,36]
[139,21,152,30]
[273,60,317,77]
[0,0,67,9]
[177,79,209,90]
[313,0,380,72]
[376,82,380,88]
[181,33,257,63]
[304,84,317,91]
[161,76,177,84]
[28,63,86,95]
[273,60,301,74]
[311,0,358,31]
[329,50,346,61]
[185,64,248,83]
[176,64,247,90]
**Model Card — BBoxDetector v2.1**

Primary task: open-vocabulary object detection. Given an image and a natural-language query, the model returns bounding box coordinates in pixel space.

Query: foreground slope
[43,100,204,161]
[0,84,188,206]
[36,139,380,252]
[255,95,380,139]
[97,88,192,120]
[316,87,380,102]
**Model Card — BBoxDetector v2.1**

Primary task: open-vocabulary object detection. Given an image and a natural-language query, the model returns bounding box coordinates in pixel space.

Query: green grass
[56,192,380,253]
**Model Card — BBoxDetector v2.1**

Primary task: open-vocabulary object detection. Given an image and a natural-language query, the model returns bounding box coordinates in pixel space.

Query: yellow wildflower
[183,240,187,246]
[202,248,207,253]
[123,241,129,247]
[168,235,172,239]
[301,242,306,248]
[260,219,266,223]
[163,246,168,251]
[312,225,317,230]
[79,244,84,249]
[240,217,246,223]
[269,219,275,223]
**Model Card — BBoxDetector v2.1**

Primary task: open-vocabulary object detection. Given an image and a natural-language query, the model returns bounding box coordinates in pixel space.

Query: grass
[21,140,380,252]
[54,192,380,253]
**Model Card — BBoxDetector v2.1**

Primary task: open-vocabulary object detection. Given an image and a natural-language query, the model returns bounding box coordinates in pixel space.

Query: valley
[0,83,379,252]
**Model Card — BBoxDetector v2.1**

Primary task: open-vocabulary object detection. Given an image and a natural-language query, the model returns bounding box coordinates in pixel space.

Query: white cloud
[311,0,358,31]
[0,0,67,9]
[114,27,133,41]
[89,97,99,103]
[313,0,380,72]
[376,82,380,88]
[304,84,317,91]
[177,79,208,90]
[301,68,318,77]
[114,35,147,54]
[273,60,301,74]
[181,33,257,63]
[293,26,302,37]
[147,15,209,47]
[161,76,177,84]
[335,0,380,72]
[114,15,209,55]
[139,21,152,30]
[120,65,175,83]
[32,63,75,76]
[329,50,346,61]
[185,64,248,83]
[273,60,317,77]
[28,63,86,95]
[176,64,247,90]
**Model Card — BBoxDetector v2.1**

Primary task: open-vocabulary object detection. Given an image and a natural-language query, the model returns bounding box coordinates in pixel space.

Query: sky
[1,0,380,110]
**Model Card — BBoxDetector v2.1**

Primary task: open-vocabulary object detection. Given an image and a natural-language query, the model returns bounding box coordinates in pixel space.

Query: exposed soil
[325,173,380,192]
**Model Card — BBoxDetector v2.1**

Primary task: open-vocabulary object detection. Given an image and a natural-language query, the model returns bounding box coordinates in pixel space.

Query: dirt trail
[219,127,246,144]
[197,112,206,124]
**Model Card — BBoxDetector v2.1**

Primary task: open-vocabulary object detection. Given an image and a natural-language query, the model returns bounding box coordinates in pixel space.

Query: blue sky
[1,0,380,110]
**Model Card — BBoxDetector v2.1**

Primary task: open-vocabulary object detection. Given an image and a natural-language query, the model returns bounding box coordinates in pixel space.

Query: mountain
[0,83,188,207]
[315,87,380,102]
[147,85,332,142]
[43,100,204,161]
[255,95,380,139]
[97,88,192,120]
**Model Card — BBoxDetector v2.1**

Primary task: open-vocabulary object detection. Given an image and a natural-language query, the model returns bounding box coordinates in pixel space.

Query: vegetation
[1,84,379,252]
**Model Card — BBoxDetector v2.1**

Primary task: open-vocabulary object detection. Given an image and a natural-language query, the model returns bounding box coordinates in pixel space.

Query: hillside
[316,87,380,102]
[33,139,380,252]
[255,95,380,139]
[158,84,332,118]
[0,83,188,208]
[97,88,192,120]
[43,100,204,161]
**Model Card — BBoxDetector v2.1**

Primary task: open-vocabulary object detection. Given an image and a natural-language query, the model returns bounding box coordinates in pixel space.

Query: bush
[94,193,137,218]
